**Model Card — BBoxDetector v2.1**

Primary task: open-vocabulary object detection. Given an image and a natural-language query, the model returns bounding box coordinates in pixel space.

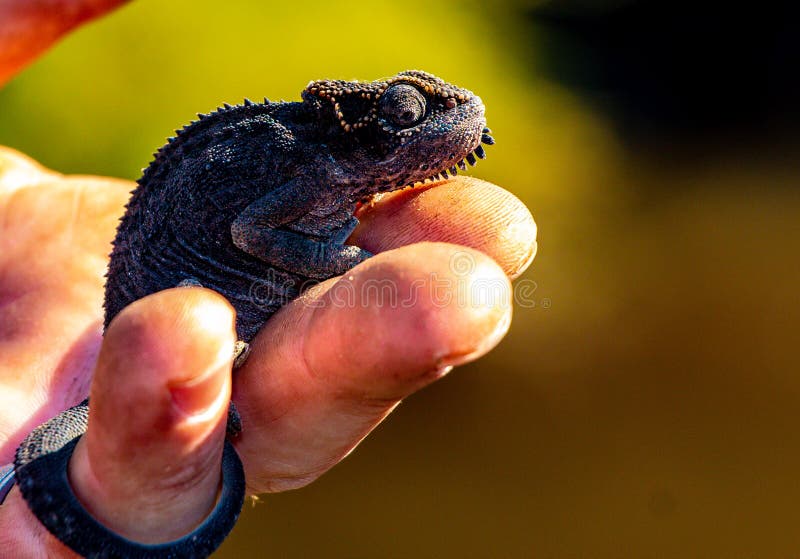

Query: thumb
[68,287,236,543]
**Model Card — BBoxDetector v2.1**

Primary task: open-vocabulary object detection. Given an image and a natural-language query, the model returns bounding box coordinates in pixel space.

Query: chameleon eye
[379,84,426,128]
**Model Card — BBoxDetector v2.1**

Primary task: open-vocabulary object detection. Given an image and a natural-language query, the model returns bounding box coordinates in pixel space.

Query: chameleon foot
[176,278,203,288]
[227,400,243,438]
[224,342,249,437]
[13,400,245,559]
[233,340,250,369]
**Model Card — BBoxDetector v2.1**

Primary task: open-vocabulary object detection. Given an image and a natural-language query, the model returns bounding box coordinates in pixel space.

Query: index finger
[351,176,537,280]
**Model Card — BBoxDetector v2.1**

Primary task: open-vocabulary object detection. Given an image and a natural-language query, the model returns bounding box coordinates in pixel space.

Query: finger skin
[68,288,235,543]
[234,242,512,493]
[352,176,538,280]
[0,148,132,464]
[0,0,130,86]
[0,489,80,558]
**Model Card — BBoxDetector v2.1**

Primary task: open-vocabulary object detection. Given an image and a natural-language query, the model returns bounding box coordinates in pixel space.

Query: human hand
[0,145,536,555]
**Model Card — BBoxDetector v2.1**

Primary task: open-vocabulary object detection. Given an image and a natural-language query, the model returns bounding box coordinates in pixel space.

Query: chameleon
[12,70,493,558]
[104,69,492,344]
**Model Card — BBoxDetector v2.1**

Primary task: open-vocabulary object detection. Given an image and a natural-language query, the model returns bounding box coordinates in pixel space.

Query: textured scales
[104,70,493,341]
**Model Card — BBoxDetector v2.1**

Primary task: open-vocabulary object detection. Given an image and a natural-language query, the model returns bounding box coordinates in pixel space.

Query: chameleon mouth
[422,126,494,183]
[367,127,494,198]
[381,126,493,192]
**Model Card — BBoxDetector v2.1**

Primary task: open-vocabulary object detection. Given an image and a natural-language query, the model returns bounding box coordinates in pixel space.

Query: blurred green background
[2,0,799,556]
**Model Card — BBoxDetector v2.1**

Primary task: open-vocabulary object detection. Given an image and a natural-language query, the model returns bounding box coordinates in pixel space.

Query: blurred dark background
[530,0,799,145]
[1,0,798,556]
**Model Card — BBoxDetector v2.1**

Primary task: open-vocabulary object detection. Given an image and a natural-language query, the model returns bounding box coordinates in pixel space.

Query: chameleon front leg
[233,227,370,279]
[231,179,371,279]
[330,215,360,245]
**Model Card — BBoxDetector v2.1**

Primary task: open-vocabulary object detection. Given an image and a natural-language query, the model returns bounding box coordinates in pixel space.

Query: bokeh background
[2,0,799,556]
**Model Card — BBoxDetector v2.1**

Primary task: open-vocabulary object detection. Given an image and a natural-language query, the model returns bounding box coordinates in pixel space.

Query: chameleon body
[104,70,492,341]
[14,70,493,559]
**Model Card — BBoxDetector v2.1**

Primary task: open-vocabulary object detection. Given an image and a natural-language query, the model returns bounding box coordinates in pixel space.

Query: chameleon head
[302,70,492,196]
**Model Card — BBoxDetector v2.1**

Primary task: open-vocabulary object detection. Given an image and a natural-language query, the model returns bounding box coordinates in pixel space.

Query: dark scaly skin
[104,70,492,341]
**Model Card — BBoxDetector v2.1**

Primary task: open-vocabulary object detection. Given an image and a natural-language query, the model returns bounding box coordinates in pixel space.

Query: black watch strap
[13,401,245,558]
